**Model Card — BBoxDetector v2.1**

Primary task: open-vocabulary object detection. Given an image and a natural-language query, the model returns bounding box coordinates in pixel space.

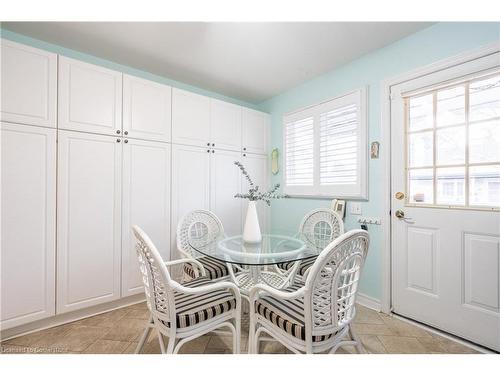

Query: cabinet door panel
[210,99,242,151]
[123,75,171,142]
[210,150,242,236]
[241,153,270,233]
[171,144,210,255]
[172,88,210,147]
[122,140,171,296]
[242,108,269,155]
[57,131,121,313]
[1,40,57,127]
[58,57,122,135]
[1,123,56,329]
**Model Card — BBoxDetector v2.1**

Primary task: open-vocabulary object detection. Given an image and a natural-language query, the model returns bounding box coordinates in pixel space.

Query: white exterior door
[241,153,270,233]
[210,149,242,236]
[172,88,210,147]
[210,99,242,151]
[242,108,269,155]
[391,54,500,351]
[122,139,171,296]
[123,75,172,142]
[57,130,122,313]
[1,123,56,329]
[0,39,57,128]
[58,56,122,135]
[171,144,211,255]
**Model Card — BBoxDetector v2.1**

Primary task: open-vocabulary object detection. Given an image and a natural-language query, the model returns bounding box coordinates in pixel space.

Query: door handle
[395,209,414,224]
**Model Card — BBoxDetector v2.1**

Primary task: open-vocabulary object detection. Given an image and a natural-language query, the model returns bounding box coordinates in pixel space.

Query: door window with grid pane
[406,72,500,209]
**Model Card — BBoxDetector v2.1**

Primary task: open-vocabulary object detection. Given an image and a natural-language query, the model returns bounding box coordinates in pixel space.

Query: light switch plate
[349,202,362,215]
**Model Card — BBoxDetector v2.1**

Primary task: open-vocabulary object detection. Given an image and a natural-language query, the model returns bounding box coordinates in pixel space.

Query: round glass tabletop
[188,233,325,266]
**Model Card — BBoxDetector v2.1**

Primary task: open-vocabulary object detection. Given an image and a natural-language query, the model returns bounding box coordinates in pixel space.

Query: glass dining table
[188,232,326,296]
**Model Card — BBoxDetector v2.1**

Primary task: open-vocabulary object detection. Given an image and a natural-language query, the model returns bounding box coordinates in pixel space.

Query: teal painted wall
[258,22,500,301]
[0,28,259,110]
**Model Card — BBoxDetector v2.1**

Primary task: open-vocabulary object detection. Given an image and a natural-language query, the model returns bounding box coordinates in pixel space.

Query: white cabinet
[0,40,57,128]
[210,99,242,151]
[1,123,56,329]
[58,57,122,135]
[171,144,211,253]
[210,149,242,236]
[122,139,171,296]
[57,131,122,313]
[242,108,269,155]
[241,153,270,232]
[123,75,172,142]
[172,88,210,147]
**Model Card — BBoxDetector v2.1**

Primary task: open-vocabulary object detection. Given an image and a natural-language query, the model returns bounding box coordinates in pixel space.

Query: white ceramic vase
[243,201,262,243]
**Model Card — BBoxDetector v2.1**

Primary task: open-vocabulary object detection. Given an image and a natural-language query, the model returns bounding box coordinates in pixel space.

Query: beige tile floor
[0,302,480,354]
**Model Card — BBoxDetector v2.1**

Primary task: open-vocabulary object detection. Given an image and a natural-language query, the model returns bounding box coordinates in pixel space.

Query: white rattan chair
[276,208,344,280]
[177,210,231,280]
[249,229,369,354]
[132,225,241,354]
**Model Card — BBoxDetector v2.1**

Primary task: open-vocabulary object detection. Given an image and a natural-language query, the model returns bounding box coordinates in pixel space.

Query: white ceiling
[2,22,433,103]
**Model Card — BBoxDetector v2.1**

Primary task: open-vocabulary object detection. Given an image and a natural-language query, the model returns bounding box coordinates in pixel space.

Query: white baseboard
[356,293,381,311]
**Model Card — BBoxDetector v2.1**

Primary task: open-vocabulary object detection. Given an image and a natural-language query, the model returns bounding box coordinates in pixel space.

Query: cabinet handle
[116,130,121,134]
[124,131,128,135]
[116,139,121,143]
[124,139,129,144]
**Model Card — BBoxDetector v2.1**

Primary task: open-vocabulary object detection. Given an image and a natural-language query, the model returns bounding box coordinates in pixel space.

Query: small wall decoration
[271,148,279,175]
[370,141,380,159]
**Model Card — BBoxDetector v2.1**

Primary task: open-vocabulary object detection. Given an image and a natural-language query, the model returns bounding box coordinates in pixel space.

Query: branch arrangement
[233,161,289,206]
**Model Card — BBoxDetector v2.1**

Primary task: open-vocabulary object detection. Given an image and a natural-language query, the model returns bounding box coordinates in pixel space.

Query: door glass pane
[436,167,465,205]
[469,120,500,163]
[437,86,465,127]
[469,75,500,122]
[436,126,465,166]
[469,165,500,207]
[408,168,433,204]
[408,131,433,167]
[409,94,433,131]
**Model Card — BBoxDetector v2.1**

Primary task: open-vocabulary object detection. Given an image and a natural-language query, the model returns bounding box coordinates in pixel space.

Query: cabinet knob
[207,142,210,146]
[243,153,246,157]
[116,139,121,143]
[243,147,246,151]
[207,149,210,153]
[212,143,215,147]
[124,139,128,144]
[211,150,215,153]
[116,130,121,134]
[124,131,128,135]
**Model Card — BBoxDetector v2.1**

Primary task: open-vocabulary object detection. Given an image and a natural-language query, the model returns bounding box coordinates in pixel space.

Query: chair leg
[349,324,365,354]
[234,315,241,354]
[248,313,256,354]
[135,316,154,354]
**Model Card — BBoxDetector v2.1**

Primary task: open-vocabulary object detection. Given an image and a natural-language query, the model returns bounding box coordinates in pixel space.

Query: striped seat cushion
[255,282,332,342]
[183,256,229,280]
[170,277,236,328]
[276,257,316,277]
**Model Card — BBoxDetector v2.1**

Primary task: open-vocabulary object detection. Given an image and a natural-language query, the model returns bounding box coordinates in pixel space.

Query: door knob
[395,192,405,200]
[395,209,414,223]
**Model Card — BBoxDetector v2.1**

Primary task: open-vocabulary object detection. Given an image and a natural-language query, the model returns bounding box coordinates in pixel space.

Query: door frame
[379,41,500,314]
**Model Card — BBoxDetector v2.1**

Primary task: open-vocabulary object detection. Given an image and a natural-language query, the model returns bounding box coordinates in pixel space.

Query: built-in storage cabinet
[0,40,57,128]
[172,88,210,147]
[242,108,269,155]
[0,123,56,329]
[121,139,171,296]
[123,75,172,142]
[210,99,242,151]
[241,153,270,232]
[57,131,122,313]
[58,57,122,135]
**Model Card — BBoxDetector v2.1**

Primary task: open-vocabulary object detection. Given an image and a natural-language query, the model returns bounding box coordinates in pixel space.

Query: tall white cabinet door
[210,150,242,236]
[57,130,122,313]
[171,144,211,254]
[242,108,269,155]
[123,75,172,142]
[241,153,270,233]
[210,99,242,151]
[172,88,210,147]
[0,40,57,128]
[58,57,122,136]
[122,139,171,296]
[1,123,56,329]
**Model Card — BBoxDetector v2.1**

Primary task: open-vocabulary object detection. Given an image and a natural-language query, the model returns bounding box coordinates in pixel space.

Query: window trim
[283,88,368,200]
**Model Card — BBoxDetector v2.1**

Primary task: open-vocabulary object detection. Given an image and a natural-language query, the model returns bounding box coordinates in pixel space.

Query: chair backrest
[299,208,344,249]
[176,210,225,258]
[304,229,369,338]
[132,225,176,328]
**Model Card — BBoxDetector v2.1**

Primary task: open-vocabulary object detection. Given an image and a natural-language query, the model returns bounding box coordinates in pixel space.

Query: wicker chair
[132,225,241,354]
[276,208,344,280]
[249,229,369,354]
[177,210,231,280]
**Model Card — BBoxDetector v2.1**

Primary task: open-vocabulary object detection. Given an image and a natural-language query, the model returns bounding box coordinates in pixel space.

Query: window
[283,89,367,199]
[405,72,500,209]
